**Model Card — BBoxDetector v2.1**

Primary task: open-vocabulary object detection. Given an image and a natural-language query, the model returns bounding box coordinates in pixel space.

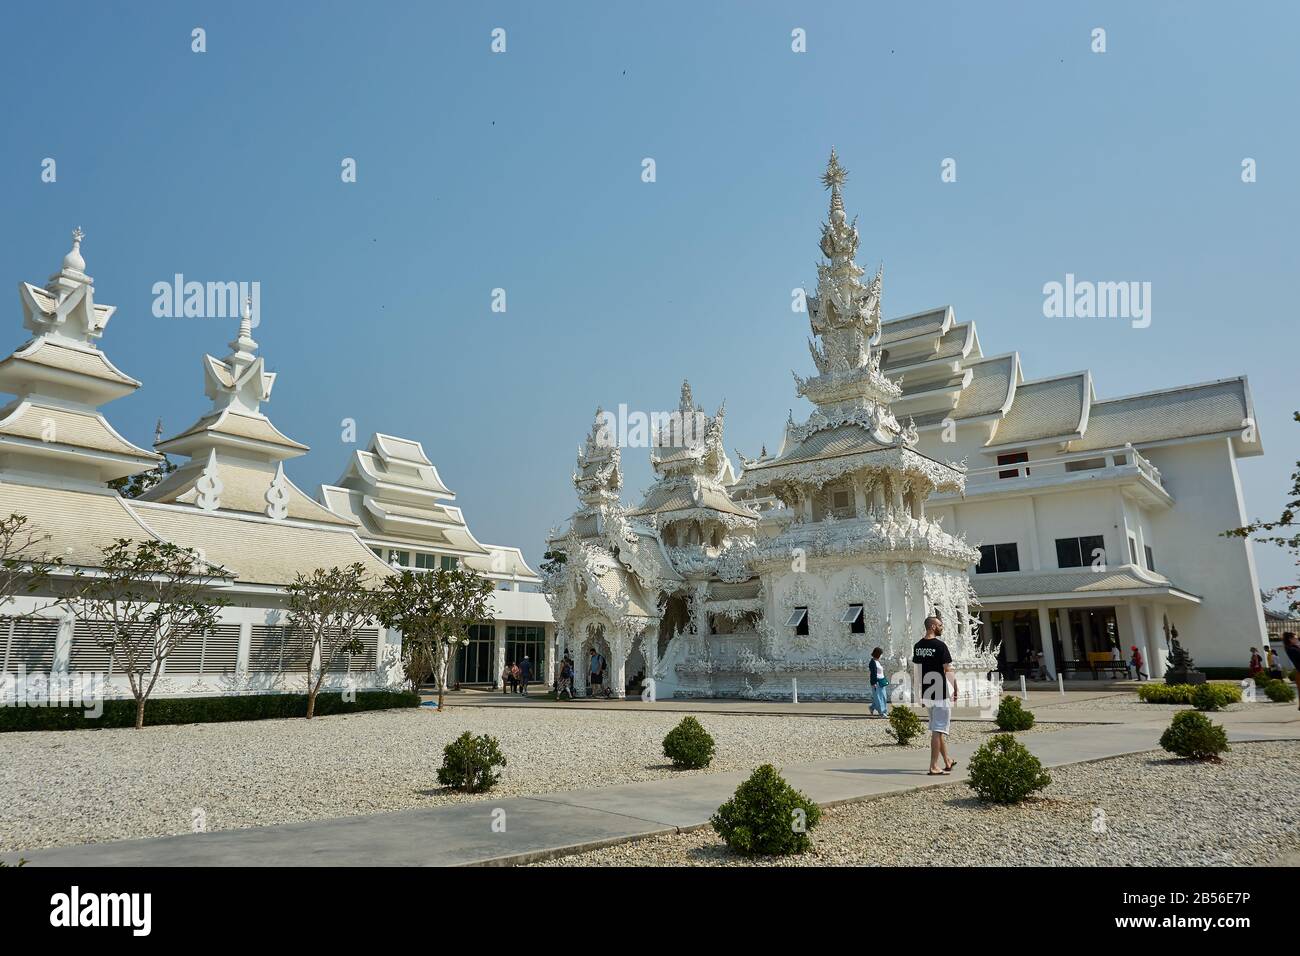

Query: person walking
[868,646,890,717]
[589,648,605,697]
[1248,646,1264,678]
[501,661,513,695]
[912,616,956,776]
[559,655,575,699]
[509,661,521,694]
[1129,645,1147,681]
[1283,632,1300,711]
[519,655,533,696]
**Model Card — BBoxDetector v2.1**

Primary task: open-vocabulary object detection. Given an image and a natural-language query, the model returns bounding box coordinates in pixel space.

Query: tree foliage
[284,563,380,719]
[1225,410,1299,615]
[61,539,229,729]
[375,566,496,709]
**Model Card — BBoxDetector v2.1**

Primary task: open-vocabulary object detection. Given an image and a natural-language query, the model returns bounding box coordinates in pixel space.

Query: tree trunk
[306,688,316,719]
[134,695,146,730]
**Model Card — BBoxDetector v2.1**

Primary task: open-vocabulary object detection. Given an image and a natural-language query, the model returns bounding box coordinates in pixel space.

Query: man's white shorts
[928,700,952,735]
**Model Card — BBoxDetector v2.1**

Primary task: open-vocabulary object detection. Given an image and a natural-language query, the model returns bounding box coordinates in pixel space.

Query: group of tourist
[1252,632,1300,709]
[499,656,534,696]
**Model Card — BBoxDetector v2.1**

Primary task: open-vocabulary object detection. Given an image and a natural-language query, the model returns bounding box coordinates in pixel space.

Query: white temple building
[0,230,550,700]
[543,150,1267,699]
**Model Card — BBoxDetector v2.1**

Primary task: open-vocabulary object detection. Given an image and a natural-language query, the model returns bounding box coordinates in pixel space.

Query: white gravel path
[538,740,1300,867]
[1031,690,1292,713]
[0,706,1055,852]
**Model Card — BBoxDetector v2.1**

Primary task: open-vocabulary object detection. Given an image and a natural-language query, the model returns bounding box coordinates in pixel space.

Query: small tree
[1224,411,1298,615]
[376,566,496,710]
[108,455,177,499]
[284,563,379,719]
[62,539,228,729]
[0,513,56,611]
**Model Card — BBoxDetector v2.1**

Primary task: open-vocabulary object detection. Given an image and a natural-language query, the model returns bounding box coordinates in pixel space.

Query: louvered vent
[2,617,60,674]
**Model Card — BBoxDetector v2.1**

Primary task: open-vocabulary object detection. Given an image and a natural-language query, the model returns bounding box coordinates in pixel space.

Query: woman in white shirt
[869,647,889,717]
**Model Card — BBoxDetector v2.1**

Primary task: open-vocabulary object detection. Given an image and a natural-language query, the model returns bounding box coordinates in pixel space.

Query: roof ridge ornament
[195,448,223,511]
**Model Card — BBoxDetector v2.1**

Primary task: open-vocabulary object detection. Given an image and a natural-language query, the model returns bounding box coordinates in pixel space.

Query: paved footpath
[8,707,1297,867]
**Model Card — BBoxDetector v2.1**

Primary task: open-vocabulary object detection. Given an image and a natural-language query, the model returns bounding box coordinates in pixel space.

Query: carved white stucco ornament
[195,448,223,511]
[265,461,290,519]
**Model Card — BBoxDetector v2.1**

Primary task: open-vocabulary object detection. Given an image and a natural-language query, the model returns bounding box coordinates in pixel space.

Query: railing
[960,445,1166,494]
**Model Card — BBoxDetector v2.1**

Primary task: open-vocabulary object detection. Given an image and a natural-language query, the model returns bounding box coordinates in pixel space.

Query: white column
[1126,601,1154,681]
[1036,604,1057,679]
[641,629,659,700]
[494,625,506,690]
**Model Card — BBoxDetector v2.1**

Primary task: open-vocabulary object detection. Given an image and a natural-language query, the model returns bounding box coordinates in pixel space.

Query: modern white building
[0,230,549,701]
[319,434,553,687]
[880,306,1267,675]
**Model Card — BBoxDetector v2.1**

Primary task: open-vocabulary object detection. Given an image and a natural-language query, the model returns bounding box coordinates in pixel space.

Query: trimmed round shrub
[1159,710,1230,760]
[663,716,716,769]
[437,731,506,792]
[1190,686,1222,712]
[710,764,822,856]
[995,696,1036,731]
[887,705,923,745]
[1263,679,1296,703]
[966,734,1052,804]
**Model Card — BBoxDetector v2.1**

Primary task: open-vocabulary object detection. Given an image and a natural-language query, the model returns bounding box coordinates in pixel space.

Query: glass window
[841,604,865,634]
[1056,535,1105,569]
[978,543,1019,573]
[1128,536,1139,564]
[414,552,438,570]
[1144,545,1155,571]
[787,607,809,636]
[453,623,496,684]
[505,624,546,679]
[441,555,458,570]
[388,550,410,567]
[997,451,1030,479]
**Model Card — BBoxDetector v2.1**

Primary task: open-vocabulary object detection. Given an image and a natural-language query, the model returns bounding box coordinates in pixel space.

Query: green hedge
[0,690,421,732]
[1138,682,1242,707]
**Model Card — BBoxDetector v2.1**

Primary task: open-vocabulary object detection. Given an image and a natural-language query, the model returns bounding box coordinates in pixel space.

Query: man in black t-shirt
[913,615,956,775]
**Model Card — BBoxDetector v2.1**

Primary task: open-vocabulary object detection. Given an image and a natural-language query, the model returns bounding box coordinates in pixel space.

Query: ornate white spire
[63,227,87,275]
[201,304,275,415]
[573,407,622,507]
[796,149,898,415]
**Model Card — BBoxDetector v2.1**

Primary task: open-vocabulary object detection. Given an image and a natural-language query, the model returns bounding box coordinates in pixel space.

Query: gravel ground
[538,740,1300,867]
[1031,690,1294,713]
[0,706,1055,852]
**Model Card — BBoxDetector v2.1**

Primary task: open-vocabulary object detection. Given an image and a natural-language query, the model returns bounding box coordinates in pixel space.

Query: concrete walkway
[8,708,1297,867]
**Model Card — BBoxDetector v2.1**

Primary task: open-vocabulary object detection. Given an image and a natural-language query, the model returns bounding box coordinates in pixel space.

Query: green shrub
[966,734,1052,804]
[437,731,506,792]
[1139,682,1241,707]
[1159,710,1230,760]
[710,764,822,856]
[1263,679,1296,703]
[994,696,1035,731]
[1191,682,1239,711]
[662,716,716,769]
[0,690,420,733]
[887,705,923,745]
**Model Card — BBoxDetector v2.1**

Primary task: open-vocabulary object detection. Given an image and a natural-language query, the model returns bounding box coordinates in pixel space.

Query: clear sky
[2,1,1296,593]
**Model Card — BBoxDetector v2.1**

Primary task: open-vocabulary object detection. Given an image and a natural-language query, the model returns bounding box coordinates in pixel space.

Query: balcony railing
[959,445,1167,496]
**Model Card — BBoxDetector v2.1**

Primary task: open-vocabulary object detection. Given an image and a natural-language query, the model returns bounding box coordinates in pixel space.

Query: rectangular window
[840,604,866,634]
[997,451,1030,479]
[414,552,438,570]
[1056,535,1106,569]
[977,543,1020,574]
[441,555,458,570]
[1128,536,1139,564]
[388,550,410,567]
[786,607,809,635]
[1144,545,1155,571]
[1065,457,1107,473]
[830,488,854,518]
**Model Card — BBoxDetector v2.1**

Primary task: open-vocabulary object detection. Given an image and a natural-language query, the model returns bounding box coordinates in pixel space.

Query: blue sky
[1,1,1296,593]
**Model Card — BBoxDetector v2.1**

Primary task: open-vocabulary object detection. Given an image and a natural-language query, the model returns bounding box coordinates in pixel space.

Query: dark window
[841,604,866,634]
[977,543,1020,574]
[1144,545,1155,571]
[1056,535,1106,569]
[1128,537,1138,564]
[997,451,1030,479]
[787,606,810,636]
